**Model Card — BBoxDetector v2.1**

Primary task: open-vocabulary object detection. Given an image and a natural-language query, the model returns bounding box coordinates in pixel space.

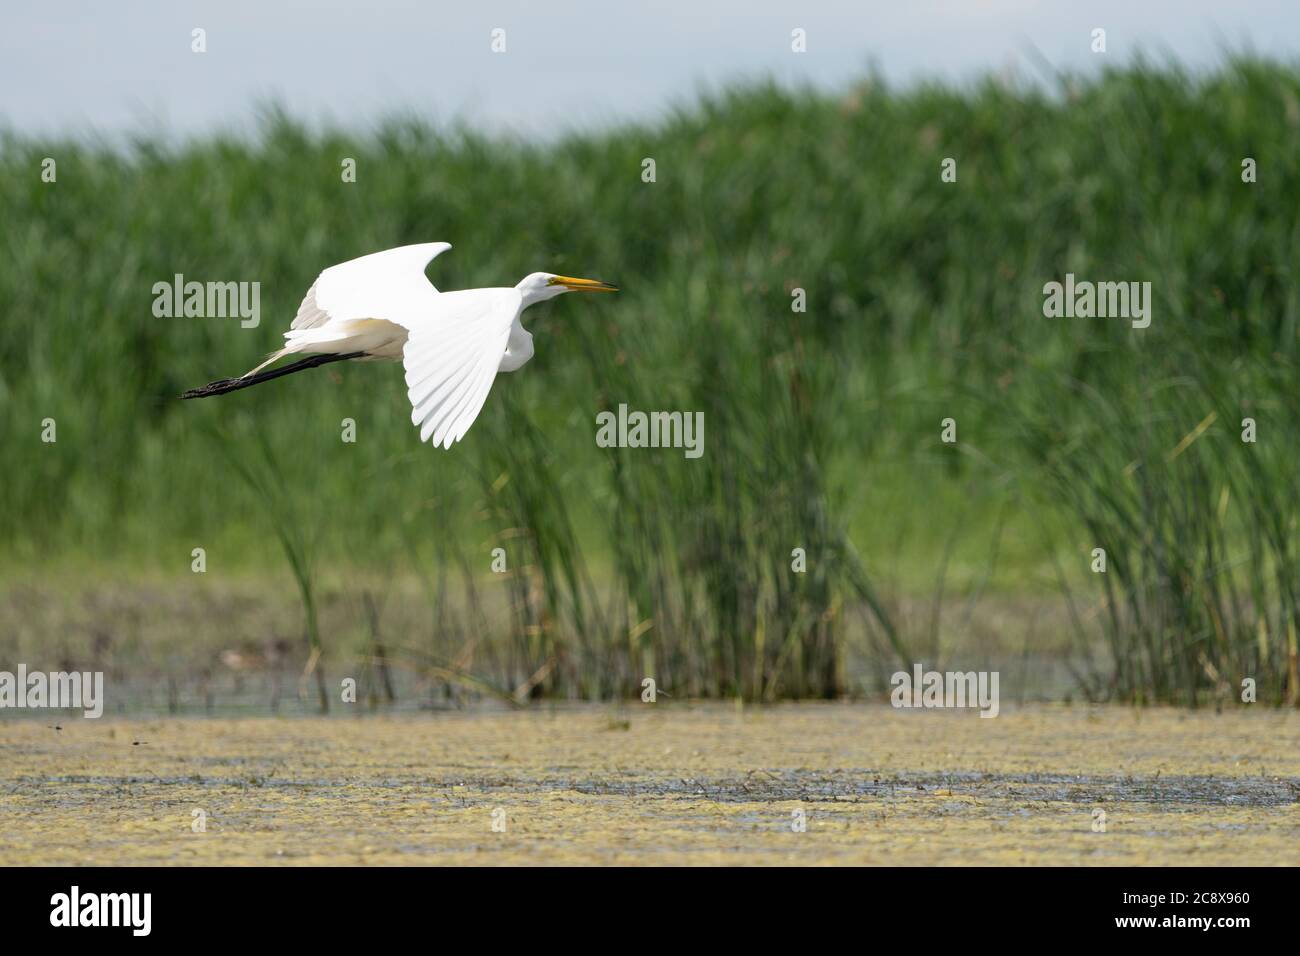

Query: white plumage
[228,242,616,449]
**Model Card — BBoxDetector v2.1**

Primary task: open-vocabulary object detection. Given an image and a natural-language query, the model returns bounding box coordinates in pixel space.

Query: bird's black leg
[181,351,368,399]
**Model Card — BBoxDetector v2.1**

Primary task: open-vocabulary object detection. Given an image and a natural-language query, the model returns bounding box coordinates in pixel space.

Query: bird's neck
[517,282,564,309]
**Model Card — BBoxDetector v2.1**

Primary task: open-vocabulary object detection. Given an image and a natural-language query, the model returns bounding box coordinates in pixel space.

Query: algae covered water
[2,705,1295,865]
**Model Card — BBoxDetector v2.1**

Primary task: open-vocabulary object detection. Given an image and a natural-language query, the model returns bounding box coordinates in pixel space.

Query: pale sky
[1,1,1296,139]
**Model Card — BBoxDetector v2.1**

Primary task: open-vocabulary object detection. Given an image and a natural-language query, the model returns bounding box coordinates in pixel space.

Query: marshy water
[1,705,1296,865]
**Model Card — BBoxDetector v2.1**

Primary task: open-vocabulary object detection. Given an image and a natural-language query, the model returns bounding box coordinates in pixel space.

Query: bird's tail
[244,347,291,378]
[180,351,367,400]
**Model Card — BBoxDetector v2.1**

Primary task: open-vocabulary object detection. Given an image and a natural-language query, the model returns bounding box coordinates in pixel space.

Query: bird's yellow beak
[549,275,618,292]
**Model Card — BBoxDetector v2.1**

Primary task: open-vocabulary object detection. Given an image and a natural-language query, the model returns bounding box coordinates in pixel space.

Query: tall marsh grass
[2,59,1299,702]
[1014,355,1300,704]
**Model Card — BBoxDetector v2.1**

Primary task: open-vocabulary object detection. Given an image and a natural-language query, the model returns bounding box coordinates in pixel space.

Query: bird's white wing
[396,288,521,449]
[290,242,452,331]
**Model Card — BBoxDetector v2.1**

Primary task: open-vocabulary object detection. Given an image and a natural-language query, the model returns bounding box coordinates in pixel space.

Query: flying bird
[182,242,617,447]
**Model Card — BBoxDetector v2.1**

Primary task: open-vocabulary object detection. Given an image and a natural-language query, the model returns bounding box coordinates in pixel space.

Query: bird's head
[517,272,618,307]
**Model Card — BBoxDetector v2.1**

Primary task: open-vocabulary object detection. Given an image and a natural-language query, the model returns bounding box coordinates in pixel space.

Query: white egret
[182,242,617,447]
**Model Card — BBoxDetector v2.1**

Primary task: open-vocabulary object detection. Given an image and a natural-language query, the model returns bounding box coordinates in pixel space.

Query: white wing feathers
[402,289,519,448]
[290,242,451,331]
[281,242,519,449]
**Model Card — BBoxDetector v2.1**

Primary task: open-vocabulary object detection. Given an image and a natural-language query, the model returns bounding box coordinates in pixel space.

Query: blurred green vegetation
[2,58,1298,702]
